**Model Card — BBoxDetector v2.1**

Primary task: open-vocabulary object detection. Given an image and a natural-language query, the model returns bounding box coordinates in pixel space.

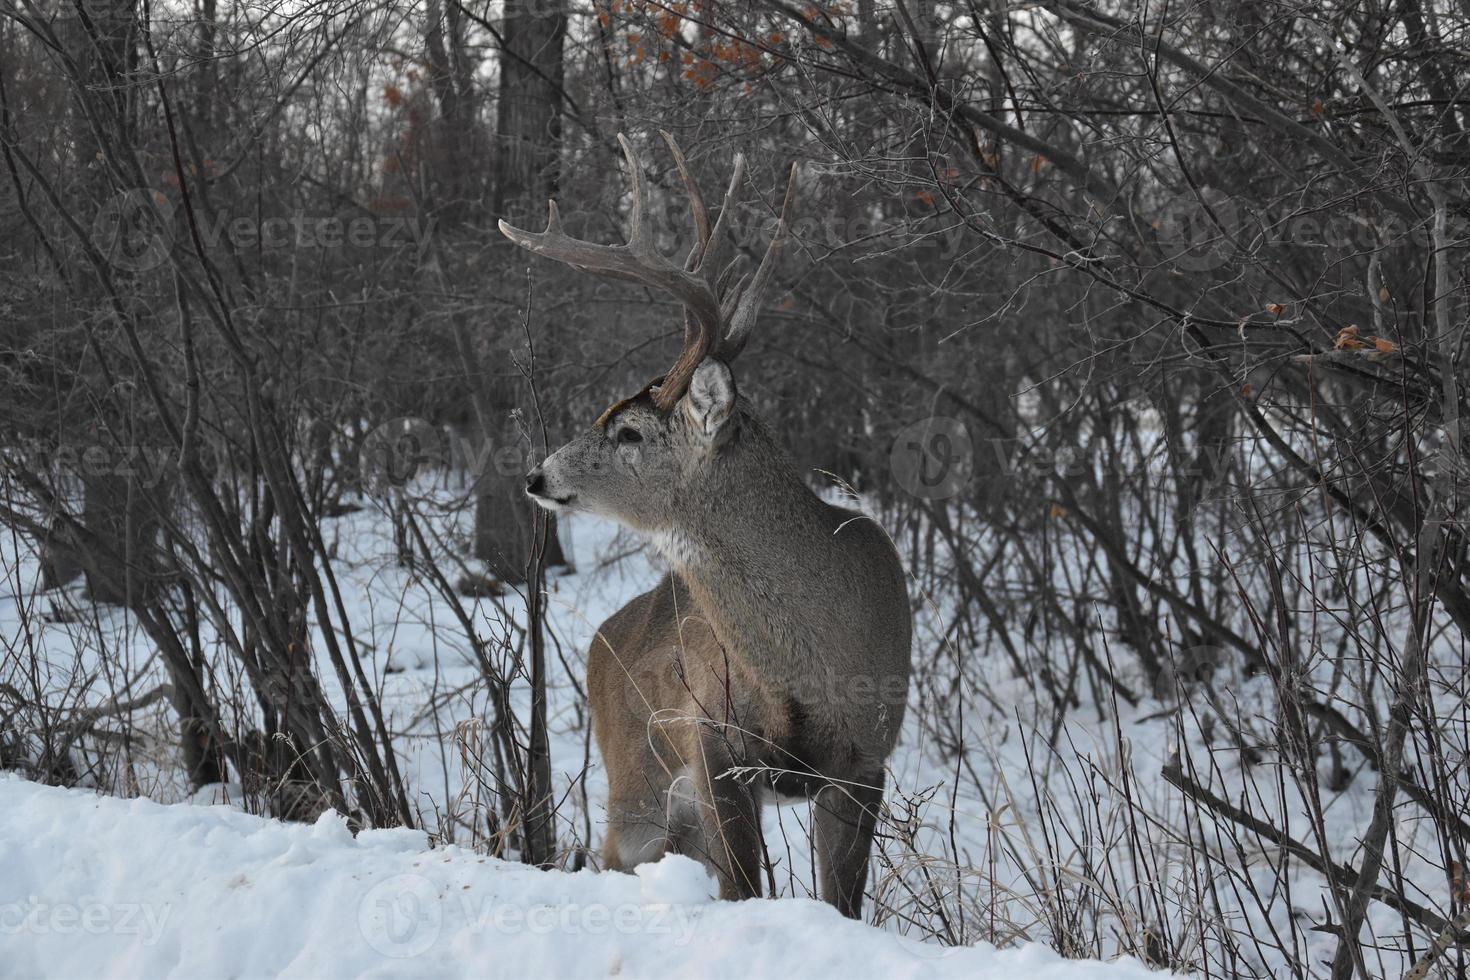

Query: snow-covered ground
[0,774,1158,978]
[2,474,1453,977]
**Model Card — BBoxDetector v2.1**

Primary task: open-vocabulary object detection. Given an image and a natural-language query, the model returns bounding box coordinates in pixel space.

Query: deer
[501,134,912,919]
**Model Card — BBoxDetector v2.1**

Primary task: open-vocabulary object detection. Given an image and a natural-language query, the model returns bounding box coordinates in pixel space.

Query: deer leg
[678,724,763,901]
[813,769,884,919]
[600,732,679,872]
[602,797,671,872]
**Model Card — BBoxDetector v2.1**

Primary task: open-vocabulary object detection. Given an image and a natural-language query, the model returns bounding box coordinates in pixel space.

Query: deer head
[504,133,798,533]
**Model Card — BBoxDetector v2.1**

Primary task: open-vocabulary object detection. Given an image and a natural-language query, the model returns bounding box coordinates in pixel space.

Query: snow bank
[0,775,1159,979]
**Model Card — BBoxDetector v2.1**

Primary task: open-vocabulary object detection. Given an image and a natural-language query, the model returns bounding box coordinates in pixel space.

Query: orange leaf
[1030,155,1047,174]
[1334,325,1366,350]
[1241,382,1254,398]
[1378,286,1390,303]
[1373,336,1398,354]
[915,190,934,206]
[1049,502,1068,519]
[1265,302,1285,316]
[1311,99,1324,116]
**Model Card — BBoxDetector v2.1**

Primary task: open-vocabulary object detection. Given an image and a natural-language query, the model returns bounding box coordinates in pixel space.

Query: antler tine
[660,131,710,269]
[720,161,799,362]
[662,132,709,347]
[699,154,746,287]
[619,134,655,260]
[498,134,723,348]
[649,151,747,412]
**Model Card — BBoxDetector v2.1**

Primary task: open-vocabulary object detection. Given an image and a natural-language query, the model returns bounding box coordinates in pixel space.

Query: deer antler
[498,133,798,412]
[721,160,798,363]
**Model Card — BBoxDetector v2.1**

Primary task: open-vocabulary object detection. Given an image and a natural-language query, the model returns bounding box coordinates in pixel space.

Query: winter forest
[2,0,1469,977]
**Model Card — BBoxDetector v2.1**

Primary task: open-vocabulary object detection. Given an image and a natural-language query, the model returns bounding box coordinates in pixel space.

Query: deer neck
[653,421,835,684]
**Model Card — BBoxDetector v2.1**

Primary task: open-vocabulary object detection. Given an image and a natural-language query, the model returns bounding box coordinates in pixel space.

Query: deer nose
[525,468,546,497]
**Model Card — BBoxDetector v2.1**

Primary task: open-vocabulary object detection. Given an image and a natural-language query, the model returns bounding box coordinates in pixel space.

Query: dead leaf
[1266,302,1285,316]
[1453,863,1470,903]
[1335,325,1366,350]
[1373,336,1398,354]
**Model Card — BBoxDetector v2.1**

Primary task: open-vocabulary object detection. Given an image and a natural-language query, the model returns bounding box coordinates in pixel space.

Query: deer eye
[617,427,643,445]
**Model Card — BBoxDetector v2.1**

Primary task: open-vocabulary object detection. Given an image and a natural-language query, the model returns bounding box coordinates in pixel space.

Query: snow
[5,470,1450,976]
[0,774,1159,979]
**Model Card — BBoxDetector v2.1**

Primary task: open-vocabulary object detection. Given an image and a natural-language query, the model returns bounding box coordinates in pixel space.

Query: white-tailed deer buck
[502,134,912,918]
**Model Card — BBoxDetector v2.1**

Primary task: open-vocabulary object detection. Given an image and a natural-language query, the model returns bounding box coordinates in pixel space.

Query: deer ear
[684,359,737,443]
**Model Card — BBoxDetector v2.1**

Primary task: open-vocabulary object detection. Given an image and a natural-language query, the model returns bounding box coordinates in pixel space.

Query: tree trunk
[470,0,568,578]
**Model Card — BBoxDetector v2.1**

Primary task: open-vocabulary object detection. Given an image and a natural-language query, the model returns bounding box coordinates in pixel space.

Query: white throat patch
[650,528,702,568]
